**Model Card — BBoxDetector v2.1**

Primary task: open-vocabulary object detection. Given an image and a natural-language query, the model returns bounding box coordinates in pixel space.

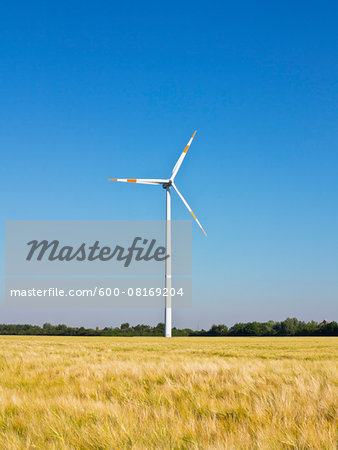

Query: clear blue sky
[1,1,337,328]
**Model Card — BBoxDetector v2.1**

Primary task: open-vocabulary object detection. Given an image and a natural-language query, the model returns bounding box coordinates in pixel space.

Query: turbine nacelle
[162,181,172,189]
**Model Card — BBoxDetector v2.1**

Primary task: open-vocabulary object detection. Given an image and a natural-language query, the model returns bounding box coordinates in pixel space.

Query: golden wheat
[0,336,336,449]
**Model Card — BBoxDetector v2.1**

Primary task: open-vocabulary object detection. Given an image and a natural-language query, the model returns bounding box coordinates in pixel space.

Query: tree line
[0,318,336,336]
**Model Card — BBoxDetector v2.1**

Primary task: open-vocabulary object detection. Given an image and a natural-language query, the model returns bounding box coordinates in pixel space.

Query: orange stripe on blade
[190,211,197,220]
[127,179,137,182]
[108,179,117,181]
[183,145,189,154]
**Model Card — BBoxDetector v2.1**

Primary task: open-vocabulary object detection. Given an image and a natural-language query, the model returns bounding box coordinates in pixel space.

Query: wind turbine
[108,131,206,337]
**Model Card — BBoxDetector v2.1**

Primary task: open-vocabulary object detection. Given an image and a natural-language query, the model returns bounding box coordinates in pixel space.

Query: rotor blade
[172,183,207,236]
[108,178,168,185]
[171,131,197,180]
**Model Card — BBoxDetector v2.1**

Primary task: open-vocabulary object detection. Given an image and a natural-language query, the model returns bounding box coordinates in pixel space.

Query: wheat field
[0,336,336,449]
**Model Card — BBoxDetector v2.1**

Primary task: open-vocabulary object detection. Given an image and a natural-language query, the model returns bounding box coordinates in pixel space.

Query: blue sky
[1,1,337,328]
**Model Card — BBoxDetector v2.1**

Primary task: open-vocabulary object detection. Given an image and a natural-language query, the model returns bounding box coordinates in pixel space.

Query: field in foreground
[0,337,336,449]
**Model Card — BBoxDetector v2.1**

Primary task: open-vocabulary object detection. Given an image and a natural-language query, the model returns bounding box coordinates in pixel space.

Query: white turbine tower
[108,131,206,337]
